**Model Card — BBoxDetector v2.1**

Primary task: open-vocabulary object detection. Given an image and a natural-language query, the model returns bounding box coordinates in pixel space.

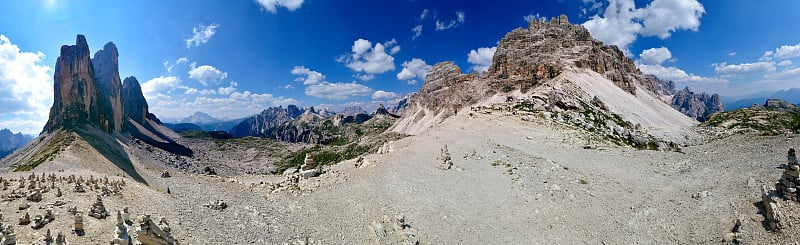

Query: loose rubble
[203,199,228,210]
[367,213,419,245]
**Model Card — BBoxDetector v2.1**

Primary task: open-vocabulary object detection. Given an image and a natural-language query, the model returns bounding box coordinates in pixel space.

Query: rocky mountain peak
[230,105,305,138]
[487,14,646,95]
[671,87,724,122]
[764,99,800,114]
[92,42,124,132]
[375,103,389,115]
[180,111,220,124]
[121,76,148,124]
[44,34,106,133]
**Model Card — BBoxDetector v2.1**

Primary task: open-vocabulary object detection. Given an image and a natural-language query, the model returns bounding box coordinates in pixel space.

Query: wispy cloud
[185,23,219,49]
[435,11,465,31]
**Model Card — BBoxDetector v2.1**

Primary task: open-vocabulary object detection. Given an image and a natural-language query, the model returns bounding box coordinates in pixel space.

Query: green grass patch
[17,130,74,171]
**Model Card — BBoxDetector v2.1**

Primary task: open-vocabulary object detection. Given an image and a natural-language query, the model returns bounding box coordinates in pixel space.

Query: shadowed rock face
[44,35,108,133]
[93,42,124,132]
[121,76,148,124]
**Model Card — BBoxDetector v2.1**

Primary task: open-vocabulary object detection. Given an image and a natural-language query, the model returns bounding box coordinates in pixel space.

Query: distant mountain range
[724,88,800,110]
[163,111,243,132]
[0,129,34,159]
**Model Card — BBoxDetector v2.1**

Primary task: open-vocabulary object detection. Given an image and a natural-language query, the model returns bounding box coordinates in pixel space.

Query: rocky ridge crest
[392,15,697,147]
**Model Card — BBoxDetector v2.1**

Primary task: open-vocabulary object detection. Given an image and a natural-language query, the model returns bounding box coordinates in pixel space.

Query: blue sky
[1,0,799,134]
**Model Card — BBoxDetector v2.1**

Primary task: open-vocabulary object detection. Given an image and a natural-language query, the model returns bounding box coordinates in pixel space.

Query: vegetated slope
[704,99,800,135]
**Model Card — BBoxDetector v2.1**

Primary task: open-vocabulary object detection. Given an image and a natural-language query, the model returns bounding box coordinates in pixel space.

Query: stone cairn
[437,145,453,170]
[110,210,132,245]
[89,195,109,219]
[135,214,176,245]
[299,154,320,179]
[55,230,66,245]
[761,147,799,231]
[776,148,800,198]
[74,213,85,235]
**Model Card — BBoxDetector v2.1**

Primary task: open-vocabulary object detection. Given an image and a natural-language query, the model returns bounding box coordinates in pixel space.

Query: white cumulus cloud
[0,34,53,134]
[638,47,672,65]
[291,66,326,85]
[142,76,182,98]
[582,0,705,54]
[467,46,496,73]
[185,23,219,49]
[638,64,725,85]
[305,82,372,100]
[761,43,800,61]
[290,66,374,100]
[188,64,228,86]
[713,61,776,77]
[397,58,432,83]
[185,88,216,95]
[337,38,398,80]
[255,0,304,13]
[218,81,238,95]
[635,47,725,87]
[372,90,399,100]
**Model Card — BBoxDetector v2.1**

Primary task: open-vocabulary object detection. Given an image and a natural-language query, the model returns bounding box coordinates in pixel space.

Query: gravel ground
[0,111,798,244]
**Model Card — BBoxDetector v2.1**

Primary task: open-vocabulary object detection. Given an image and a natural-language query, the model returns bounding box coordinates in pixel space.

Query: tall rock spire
[44,34,107,132]
[121,76,148,125]
[92,42,124,132]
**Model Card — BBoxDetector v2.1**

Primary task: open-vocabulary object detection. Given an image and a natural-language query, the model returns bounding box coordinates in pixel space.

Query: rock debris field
[1,112,799,244]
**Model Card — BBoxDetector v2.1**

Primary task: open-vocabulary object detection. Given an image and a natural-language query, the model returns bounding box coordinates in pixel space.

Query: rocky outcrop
[44,35,108,133]
[121,77,148,124]
[704,99,800,135]
[671,87,725,122]
[390,62,479,134]
[487,15,650,96]
[92,42,124,132]
[229,105,304,138]
[392,14,697,144]
[391,93,414,115]
[764,99,800,114]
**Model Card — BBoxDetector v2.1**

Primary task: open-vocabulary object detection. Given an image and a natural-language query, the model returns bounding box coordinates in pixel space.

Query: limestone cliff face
[92,42,124,132]
[671,87,725,122]
[415,62,478,113]
[390,62,478,134]
[487,15,650,95]
[44,35,107,133]
[121,76,148,124]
